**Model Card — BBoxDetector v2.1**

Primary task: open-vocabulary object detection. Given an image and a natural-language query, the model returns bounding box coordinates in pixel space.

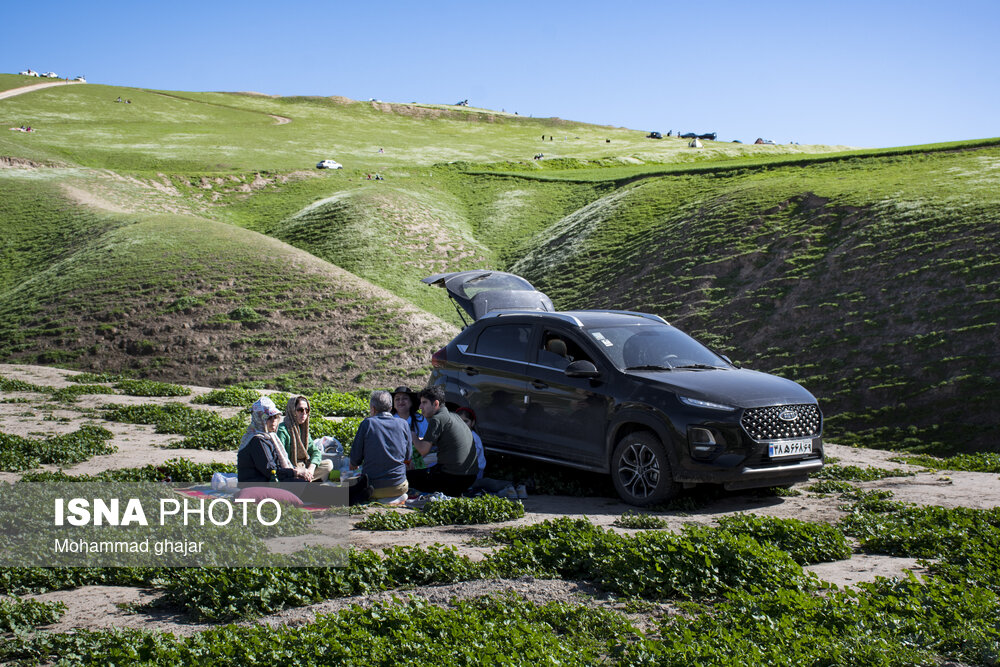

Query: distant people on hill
[276,396,334,482]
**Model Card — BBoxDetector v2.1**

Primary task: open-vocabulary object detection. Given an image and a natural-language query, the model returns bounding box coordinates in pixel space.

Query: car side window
[537,330,594,369]
[473,324,532,362]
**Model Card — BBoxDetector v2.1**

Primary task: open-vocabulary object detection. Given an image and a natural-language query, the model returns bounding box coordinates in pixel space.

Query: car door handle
[464,367,479,376]
[531,380,548,389]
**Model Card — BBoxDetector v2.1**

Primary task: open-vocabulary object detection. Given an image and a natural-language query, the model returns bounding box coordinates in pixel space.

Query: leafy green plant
[19,457,236,483]
[715,514,853,565]
[814,463,915,481]
[0,594,642,665]
[308,390,369,417]
[0,425,115,471]
[839,495,1000,560]
[114,379,191,397]
[69,372,126,383]
[890,451,1000,473]
[357,495,524,530]
[0,597,66,633]
[0,376,51,393]
[192,385,261,406]
[613,510,670,529]
[51,383,117,402]
[805,479,858,494]
[227,305,264,323]
[102,402,245,450]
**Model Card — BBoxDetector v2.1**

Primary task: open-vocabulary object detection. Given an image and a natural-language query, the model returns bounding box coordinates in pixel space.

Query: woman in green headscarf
[276,395,334,482]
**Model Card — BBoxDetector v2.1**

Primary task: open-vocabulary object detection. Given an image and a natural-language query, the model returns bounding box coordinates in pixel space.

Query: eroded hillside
[1,76,998,453]
[510,147,1000,453]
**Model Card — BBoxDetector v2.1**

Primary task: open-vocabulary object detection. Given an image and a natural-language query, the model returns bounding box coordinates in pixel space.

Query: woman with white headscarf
[237,397,310,482]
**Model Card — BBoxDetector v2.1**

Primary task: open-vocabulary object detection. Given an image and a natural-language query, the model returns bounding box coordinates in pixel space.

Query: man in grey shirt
[350,390,410,499]
[406,385,479,496]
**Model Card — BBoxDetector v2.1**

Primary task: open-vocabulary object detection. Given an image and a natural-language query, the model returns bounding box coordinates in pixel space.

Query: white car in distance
[316,159,343,170]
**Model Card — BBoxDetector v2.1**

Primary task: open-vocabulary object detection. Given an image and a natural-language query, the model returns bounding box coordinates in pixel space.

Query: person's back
[352,413,409,486]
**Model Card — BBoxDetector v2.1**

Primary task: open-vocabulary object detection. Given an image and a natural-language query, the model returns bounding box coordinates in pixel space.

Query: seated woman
[237,397,310,483]
[276,396,334,482]
[351,390,410,501]
[391,385,430,469]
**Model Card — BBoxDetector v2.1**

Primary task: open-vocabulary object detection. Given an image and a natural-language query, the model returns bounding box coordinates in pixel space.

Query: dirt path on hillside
[267,114,291,125]
[2,363,998,636]
[0,80,85,100]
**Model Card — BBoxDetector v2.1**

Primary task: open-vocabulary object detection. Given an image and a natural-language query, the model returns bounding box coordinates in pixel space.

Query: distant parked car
[41,72,58,78]
[73,76,86,82]
[647,131,663,139]
[19,70,39,77]
[316,159,343,169]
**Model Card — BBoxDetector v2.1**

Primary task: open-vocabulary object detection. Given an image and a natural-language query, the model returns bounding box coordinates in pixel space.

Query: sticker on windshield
[591,332,614,346]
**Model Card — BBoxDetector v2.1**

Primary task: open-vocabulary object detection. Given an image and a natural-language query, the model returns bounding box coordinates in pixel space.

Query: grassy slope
[511,146,1000,454]
[2,77,998,454]
[0,176,453,390]
[0,83,848,173]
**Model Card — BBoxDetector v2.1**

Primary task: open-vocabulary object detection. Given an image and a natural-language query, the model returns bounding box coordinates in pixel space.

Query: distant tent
[689,138,703,148]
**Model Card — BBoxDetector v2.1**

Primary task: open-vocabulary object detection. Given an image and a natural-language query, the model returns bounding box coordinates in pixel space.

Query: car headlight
[678,396,737,411]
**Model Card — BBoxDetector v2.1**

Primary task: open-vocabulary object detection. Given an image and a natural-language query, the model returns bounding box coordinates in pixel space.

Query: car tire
[611,431,679,506]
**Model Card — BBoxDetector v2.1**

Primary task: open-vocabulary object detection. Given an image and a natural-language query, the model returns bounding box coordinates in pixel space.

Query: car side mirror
[565,360,600,379]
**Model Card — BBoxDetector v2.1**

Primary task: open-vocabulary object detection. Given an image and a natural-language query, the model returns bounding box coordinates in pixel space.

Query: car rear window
[473,324,532,361]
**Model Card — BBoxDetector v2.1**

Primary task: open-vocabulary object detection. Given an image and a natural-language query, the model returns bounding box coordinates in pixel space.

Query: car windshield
[586,323,727,370]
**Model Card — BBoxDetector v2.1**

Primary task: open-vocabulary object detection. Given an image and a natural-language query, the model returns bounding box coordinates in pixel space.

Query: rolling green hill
[1,76,997,454]
[510,146,1000,453]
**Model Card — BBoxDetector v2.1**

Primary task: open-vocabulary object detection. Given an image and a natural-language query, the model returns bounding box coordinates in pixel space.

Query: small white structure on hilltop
[689,137,703,148]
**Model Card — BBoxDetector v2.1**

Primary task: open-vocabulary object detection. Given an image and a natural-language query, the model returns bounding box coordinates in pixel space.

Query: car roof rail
[483,311,584,326]
[586,309,670,325]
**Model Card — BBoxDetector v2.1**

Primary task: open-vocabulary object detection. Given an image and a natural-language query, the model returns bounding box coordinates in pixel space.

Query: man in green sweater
[406,385,479,496]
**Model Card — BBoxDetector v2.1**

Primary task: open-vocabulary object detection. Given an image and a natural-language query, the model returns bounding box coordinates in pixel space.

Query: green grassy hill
[1,76,997,453]
[0,177,452,390]
[510,145,1000,453]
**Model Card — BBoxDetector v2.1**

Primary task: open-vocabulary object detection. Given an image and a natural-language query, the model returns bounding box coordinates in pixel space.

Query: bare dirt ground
[2,363,998,636]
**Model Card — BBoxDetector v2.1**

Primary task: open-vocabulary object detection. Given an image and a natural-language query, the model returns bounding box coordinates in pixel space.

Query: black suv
[423,271,824,505]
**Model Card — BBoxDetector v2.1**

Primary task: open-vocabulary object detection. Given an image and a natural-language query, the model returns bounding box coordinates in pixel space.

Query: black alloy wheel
[611,431,679,506]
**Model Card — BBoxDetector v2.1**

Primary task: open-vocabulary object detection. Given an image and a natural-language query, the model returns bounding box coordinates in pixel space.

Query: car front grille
[741,404,822,441]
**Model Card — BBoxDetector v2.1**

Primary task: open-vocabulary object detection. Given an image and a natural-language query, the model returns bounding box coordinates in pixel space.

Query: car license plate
[768,439,812,458]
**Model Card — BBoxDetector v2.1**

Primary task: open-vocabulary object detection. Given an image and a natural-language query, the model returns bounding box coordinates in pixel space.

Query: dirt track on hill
[0,80,85,100]
[1,363,998,636]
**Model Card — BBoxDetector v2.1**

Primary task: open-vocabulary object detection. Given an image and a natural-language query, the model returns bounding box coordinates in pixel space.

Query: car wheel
[611,432,679,506]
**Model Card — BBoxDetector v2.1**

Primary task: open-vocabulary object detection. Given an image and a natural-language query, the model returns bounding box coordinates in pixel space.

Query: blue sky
[5,0,998,147]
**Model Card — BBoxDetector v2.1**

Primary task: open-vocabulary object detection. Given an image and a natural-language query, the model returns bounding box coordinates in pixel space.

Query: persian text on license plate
[768,439,813,458]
